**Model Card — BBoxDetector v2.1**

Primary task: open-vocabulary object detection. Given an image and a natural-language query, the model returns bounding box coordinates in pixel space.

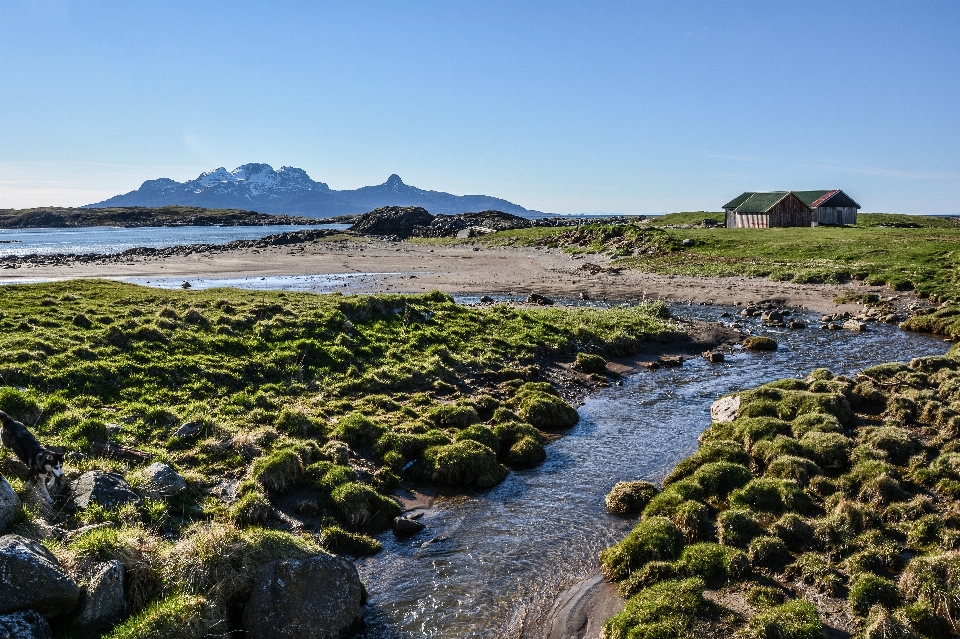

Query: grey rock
[393,516,426,536]
[526,293,554,306]
[681,238,693,246]
[173,421,201,439]
[74,561,125,631]
[703,351,724,363]
[0,535,80,616]
[788,320,807,329]
[71,472,141,510]
[710,396,741,423]
[0,611,52,639]
[139,463,187,499]
[843,320,868,332]
[243,553,364,639]
[0,476,21,532]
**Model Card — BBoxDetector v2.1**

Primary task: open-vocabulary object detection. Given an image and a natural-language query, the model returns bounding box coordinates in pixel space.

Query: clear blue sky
[1,0,958,214]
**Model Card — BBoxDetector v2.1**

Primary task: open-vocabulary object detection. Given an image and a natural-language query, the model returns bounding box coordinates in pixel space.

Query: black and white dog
[0,410,64,503]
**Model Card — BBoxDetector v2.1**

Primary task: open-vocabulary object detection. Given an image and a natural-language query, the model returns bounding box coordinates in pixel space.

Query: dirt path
[1,237,876,313]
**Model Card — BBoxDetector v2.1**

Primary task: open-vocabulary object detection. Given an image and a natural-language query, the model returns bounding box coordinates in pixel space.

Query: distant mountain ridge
[84,164,541,217]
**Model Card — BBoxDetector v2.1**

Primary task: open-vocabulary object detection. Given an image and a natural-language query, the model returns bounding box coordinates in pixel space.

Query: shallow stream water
[355,305,951,638]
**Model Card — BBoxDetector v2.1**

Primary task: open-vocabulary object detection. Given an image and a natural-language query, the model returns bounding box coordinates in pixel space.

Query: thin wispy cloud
[817,164,959,181]
[701,152,760,162]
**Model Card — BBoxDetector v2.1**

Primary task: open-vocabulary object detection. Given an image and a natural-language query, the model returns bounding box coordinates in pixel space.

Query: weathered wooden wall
[816,206,858,225]
[769,193,813,227]
[735,213,770,228]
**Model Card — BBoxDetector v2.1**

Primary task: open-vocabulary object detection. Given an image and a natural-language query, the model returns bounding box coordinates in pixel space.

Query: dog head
[37,450,64,477]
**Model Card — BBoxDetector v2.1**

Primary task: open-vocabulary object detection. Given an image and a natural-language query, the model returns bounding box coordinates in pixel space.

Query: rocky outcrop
[73,561,125,632]
[0,535,80,617]
[0,611,52,639]
[348,206,434,238]
[71,472,141,510]
[0,476,21,532]
[242,553,364,639]
[138,463,187,499]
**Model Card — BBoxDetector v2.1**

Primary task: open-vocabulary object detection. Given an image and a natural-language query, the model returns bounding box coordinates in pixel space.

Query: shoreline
[0,235,905,317]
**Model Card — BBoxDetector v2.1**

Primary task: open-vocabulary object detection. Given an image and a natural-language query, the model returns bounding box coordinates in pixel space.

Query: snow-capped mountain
[85,164,539,217]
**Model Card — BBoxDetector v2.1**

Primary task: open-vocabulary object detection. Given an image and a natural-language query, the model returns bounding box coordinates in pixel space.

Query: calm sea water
[0,224,350,257]
[355,305,952,639]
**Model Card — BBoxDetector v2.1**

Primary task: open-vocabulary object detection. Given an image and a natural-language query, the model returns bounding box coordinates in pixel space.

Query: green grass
[428,216,960,337]
[0,279,677,637]
[602,354,960,636]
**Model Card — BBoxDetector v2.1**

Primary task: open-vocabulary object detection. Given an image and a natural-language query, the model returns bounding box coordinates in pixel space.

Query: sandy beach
[0,236,884,314]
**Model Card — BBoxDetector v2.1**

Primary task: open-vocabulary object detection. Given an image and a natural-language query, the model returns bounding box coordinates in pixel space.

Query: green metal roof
[722,192,755,210]
[794,190,860,209]
[793,190,833,207]
[726,190,860,212]
[735,191,791,213]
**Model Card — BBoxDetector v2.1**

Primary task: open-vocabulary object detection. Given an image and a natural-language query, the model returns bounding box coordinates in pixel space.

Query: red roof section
[811,190,839,207]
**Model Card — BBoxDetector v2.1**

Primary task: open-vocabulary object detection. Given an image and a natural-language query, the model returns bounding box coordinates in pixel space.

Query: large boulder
[73,561,125,632]
[0,535,80,616]
[348,206,434,238]
[0,476,21,532]
[243,553,364,639]
[138,463,187,499]
[71,471,141,510]
[0,611,52,639]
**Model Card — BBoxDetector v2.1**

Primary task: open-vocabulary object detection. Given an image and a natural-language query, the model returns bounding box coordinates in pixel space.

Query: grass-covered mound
[0,280,674,636]
[602,351,960,637]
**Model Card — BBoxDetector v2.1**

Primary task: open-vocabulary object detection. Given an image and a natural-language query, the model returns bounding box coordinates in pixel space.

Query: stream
[355,304,952,638]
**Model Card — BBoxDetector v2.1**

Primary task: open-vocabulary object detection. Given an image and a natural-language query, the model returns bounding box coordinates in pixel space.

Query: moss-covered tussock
[602,352,960,637]
[0,281,675,637]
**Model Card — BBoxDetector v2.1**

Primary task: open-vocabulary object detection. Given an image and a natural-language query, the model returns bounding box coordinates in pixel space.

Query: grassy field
[0,280,675,637]
[424,213,960,338]
[600,350,960,638]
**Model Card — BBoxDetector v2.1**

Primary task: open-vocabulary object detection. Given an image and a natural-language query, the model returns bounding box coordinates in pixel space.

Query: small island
[0,205,345,229]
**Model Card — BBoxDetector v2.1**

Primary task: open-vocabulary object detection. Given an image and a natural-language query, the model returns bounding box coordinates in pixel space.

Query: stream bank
[354,305,951,639]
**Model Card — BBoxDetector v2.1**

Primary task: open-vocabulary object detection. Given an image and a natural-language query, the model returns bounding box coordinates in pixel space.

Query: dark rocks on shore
[0,229,345,269]
[703,351,725,363]
[242,553,364,639]
[0,535,80,617]
[526,293,555,306]
[393,516,426,536]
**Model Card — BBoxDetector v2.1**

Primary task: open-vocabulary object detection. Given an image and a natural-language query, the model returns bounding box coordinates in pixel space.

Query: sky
[1,0,958,215]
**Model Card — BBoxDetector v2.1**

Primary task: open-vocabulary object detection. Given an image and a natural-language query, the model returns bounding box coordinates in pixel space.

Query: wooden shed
[722,191,813,228]
[794,190,860,225]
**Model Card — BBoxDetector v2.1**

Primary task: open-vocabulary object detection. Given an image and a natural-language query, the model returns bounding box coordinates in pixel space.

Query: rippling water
[0,224,349,256]
[356,305,951,639]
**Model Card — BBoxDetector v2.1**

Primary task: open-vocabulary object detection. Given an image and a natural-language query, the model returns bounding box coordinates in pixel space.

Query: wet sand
[1,236,879,314]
